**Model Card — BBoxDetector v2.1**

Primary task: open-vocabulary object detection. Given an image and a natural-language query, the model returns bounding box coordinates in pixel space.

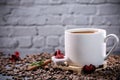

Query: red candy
[54,49,64,59]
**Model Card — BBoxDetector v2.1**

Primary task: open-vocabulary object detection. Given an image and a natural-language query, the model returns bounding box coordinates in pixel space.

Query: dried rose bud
[82,64,96,74]
[9,51,21,62]
[54,49,64,59]
[15,51,19,57]
[54,51,57,56]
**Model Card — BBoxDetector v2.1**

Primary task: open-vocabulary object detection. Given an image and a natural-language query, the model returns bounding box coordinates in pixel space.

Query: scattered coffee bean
[65,71,72,74]
[0,53,120,80]
[44,65,49,71]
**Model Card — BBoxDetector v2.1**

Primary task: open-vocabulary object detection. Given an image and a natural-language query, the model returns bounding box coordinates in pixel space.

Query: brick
[33,36,45,48]
[106,38,114,47]
[39,5,71,15]
[59,36,64,46]
[20,0,34,6]
[66,25,91,29]
[46,36,59,46]
[91,16,106,25]
[0,18,6,25]
[0,49,13,55]
[6,16,46,25]
[0,27,13,37]
[74,15,89,25]
[62,15,89,25]
[0,0,6,4]
[38,25,64,36]
[43,47,54,53]
[6,16,20,25]
[18,16,46,25]
[0,38,18,48]
[105,15,120,26]
[76,0,106,4]
[71,5,96,15]
[16,37,32,48]
[49,0,62,4]
[10,7,39,17]
[6,0,20,5]
[45,15,62,25]
[76,0,91,3]
[12,27,36,36]
[107,0,120,3]
[101,28,120,35]
[0,6,12,16]
[92,25,120,29]
[91,0,106,3]
[62,15,75,25]
[119,28,120,35]
[34,0,49,5]
[61,0,76,3]
[98,4,120,15]
[113,47,120,54]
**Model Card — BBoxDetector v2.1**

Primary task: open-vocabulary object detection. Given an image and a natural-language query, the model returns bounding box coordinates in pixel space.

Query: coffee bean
[44,66,49,71]
[0,53,120,80]
[49,68,54,72]
[2,73,7,76]
[101,69,105,71]
[65,70,73,75]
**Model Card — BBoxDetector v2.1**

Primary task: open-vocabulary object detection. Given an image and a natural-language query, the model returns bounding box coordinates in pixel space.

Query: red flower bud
[9,51,21,62]
[82,64,96,74]
[54,49,64,59]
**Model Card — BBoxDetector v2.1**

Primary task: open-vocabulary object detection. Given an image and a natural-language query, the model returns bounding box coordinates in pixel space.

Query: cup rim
[65,28,106,35]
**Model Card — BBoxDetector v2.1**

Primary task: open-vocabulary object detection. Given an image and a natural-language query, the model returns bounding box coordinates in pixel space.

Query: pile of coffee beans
[0,52,120,80]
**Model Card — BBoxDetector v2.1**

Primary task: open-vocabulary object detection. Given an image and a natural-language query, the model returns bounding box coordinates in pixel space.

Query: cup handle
[104,34,119,60]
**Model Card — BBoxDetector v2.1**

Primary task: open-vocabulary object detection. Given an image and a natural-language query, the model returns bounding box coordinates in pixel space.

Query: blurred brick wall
[0,0,120,56]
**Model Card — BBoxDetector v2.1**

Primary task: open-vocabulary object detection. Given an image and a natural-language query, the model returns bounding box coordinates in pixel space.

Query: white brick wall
[16,37,32,48]
[12,27,37,36]
[38,26,64,36]
[71,5,96,15]
[98,4,120,15]
[46,36,59,46]
[33,36,45,48]
[0,38,18,48]
[0,27,13,37]
[0,0,120,55]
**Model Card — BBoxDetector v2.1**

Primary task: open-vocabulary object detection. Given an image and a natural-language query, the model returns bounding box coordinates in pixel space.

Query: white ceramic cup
[52,28,119,66]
